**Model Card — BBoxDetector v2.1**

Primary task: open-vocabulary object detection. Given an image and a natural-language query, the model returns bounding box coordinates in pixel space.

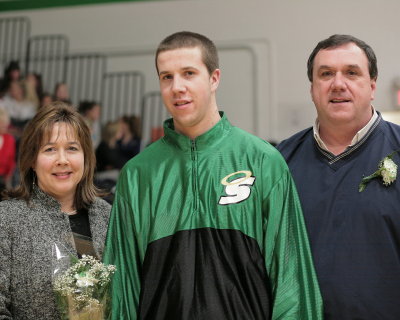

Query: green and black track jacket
[103,113,322,320]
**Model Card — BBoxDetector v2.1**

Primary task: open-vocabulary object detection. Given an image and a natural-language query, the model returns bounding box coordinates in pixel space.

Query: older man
[278,34,400,320]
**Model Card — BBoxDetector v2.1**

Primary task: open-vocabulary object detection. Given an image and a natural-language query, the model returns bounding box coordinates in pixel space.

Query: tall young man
[104,31,322,320]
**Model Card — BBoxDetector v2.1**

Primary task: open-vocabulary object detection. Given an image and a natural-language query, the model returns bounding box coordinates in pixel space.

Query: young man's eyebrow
[159,66,198,78]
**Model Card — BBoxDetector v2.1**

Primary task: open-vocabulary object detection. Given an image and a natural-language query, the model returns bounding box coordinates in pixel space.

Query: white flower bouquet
[359,151,398,192]
[53,254,116,320]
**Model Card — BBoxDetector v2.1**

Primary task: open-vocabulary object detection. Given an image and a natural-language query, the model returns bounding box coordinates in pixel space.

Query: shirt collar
[313,106,378,153]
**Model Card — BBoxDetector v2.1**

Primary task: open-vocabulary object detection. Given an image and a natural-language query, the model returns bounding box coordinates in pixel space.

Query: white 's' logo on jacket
[218,170,255,205]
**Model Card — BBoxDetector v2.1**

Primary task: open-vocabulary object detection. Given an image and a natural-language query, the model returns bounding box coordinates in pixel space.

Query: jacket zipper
[191,139,199,213]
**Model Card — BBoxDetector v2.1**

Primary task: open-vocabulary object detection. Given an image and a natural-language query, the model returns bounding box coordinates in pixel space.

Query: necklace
[63,209,77,215]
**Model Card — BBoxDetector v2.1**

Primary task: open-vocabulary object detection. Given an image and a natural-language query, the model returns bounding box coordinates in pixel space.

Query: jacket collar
[163,112,232,152]
[31,184,63,214]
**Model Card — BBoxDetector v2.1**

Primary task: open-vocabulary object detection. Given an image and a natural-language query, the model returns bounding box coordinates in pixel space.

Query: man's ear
[370,79,377,101]
[310,83,315,102]
[210,69,221,92]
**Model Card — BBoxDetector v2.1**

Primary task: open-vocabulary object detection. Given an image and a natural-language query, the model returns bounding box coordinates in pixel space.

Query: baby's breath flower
[53,254,116,315]
[75,273,99,287]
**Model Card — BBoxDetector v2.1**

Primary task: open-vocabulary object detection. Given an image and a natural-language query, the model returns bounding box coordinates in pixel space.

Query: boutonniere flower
[359,151,398,192]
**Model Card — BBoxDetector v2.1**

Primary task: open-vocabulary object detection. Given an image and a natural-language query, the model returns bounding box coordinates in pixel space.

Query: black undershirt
[68,208,92,238]
[68,209,97,258]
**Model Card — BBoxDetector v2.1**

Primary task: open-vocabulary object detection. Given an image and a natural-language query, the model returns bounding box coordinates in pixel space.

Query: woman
[0,102,111,319]
[0,81,36,130]
[116,114,141,164]
[53,82,71,104]
[96,120,125,172]
[0,61,21,97]
[78,100,102,149]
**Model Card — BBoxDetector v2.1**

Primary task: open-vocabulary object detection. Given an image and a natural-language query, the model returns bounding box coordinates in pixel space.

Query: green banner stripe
[0,0,153,12]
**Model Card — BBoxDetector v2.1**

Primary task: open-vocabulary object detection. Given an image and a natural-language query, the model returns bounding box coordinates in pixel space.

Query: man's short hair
[155,31,219,75]
[307,34,378,82]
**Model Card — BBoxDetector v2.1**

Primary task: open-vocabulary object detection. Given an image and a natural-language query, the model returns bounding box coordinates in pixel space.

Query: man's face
[311,42,376,128]
[157,47,220,138]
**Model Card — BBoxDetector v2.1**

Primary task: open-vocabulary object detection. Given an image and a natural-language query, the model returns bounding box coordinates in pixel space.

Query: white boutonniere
[359,151,398,192]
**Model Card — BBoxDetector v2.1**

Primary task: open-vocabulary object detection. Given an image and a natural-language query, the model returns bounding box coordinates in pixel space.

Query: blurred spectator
[53,82,71,104]
[78,101,102,148]
[23,74,39,109]
[116,114,141,162]
[0,108,16,196]
[0,81,36,137]
[40,92,53,108]
[0,61,22,97]
[23,73,44,110]
[94,120,124,204]
[96,120,125,172]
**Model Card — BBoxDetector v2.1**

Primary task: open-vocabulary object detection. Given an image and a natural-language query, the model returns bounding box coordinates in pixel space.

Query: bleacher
[0,16,168,148]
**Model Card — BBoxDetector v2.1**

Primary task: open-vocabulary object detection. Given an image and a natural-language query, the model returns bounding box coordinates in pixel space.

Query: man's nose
[171,76,186,93]
[331,73,346,90]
